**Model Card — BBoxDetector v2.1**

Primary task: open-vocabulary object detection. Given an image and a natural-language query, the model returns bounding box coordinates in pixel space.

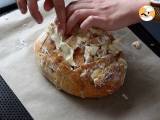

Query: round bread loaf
[34,22,127,98]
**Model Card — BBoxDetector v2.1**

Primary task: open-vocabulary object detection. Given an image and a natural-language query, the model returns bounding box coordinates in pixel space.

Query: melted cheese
[84,45,99,63]
[50,26,76,66]
[91,68,106,87]
[59,42,76,66]
[48,23,110,66]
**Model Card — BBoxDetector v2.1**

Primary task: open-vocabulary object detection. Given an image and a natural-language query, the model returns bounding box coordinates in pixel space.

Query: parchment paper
[0,1,160,120]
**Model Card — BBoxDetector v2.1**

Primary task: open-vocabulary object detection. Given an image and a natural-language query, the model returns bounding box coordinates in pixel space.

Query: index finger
[28,0,43,24]
[53,0,66,34]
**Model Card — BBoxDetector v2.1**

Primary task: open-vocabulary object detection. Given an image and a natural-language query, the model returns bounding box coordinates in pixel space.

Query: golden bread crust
[34,23,127,98]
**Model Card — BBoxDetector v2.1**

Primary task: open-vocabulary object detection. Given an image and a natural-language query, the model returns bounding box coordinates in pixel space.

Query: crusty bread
[34,22,127,98]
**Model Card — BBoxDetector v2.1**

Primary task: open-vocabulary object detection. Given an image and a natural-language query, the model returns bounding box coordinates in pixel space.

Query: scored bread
[34,22,127,98]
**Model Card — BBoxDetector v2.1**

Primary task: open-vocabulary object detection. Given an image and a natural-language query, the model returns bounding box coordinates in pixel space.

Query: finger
[80,16,106,30]
[28,0,43,24]
[54,17,59,25]
[66,1,93,18]
[54,17,66,36]
[44,0,54,11]
[53,0,66,34]
[17,0,27,14]
[66,9,97,34]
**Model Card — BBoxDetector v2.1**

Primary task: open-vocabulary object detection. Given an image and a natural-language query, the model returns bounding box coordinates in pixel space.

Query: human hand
[66,0,150,34]
[17,0,66,34]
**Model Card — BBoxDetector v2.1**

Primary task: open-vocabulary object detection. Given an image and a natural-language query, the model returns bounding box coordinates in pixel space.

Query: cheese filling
[48,23,111,66]
[50,26,76,66]
[84,45,99,63]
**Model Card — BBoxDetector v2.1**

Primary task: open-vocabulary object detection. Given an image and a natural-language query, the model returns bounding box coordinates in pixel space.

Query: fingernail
[21,9,26,14]
[37,19,43,24]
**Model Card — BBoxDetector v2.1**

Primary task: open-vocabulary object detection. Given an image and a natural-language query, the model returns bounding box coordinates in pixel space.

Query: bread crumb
[132,41,141,49]
[122,93,128,100]
[16,38,27,49]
